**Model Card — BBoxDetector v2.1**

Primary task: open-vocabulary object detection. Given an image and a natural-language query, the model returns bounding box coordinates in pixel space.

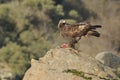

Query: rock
[95,51,120,68]
[23,48,120,80]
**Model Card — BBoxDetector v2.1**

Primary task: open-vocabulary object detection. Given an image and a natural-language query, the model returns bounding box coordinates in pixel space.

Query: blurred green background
[0,0,120,80]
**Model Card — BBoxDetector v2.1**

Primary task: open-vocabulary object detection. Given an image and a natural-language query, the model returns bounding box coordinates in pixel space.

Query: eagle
[58,19,102,48]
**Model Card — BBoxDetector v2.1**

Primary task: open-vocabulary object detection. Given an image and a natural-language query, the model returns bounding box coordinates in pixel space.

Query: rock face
[95,51,120,68]
[23,48,120,80]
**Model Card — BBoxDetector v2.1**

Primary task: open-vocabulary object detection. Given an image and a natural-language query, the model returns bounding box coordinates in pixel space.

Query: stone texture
[95,51,120,68]
[23,48,120,80]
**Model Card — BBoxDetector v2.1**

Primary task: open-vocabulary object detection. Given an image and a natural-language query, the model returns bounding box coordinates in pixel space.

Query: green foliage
[23,0,42,8]
[64,69,92,80]
[20,30,35,44]
[64,69,118,80]
[0,4,10,19]
[0,4,16,47]
[55,5,64,16]
[20,30,51,59]
[23,0,55,12]
[69,10,79,18]
[0,36,50,78]
[0,42,30,75]
[0,0,11,3]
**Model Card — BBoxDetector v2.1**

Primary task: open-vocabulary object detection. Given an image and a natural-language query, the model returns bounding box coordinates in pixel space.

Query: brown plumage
[58,19,102,48]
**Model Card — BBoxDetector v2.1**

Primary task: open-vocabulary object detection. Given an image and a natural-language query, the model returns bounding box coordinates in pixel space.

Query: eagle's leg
[67,38,80,54]
[76,37,81,42]
[69,38,78,49]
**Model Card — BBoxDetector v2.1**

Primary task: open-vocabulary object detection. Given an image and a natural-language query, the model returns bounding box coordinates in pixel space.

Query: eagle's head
[58,19,66,29]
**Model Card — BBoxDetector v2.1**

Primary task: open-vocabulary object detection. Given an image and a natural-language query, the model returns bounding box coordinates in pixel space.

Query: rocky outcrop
[23,48,120,80]
[95,51,120,68]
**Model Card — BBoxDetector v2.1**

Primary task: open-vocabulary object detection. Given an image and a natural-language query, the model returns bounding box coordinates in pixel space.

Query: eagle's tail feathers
[87,30,100,37]
[90,25,102,29]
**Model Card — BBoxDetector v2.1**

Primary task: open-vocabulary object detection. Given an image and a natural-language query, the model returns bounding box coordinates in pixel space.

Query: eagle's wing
[62,23,88,38]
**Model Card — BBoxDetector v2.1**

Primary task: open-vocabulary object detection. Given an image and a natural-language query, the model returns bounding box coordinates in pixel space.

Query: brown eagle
[58,19,102,48]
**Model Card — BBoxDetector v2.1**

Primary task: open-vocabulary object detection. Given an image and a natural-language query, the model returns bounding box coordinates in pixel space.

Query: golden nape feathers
[58,19,102,48]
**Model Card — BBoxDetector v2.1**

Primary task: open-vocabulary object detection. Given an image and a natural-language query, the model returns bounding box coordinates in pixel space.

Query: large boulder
[95,51,120,68]
[23,48,119,80]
